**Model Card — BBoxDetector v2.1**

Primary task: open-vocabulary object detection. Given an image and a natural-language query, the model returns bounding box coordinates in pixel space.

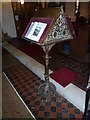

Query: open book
[25,22,47,42]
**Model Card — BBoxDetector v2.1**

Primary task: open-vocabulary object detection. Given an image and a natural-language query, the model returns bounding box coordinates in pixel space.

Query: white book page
[25,22,34,38]
[30,22,47,42]
[25,22,38,39]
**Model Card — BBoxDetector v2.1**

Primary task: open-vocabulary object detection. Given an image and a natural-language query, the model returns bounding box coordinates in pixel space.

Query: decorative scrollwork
[46,6,73,43]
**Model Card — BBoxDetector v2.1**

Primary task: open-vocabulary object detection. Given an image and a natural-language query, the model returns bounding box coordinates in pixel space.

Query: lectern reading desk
[22,6,75,99]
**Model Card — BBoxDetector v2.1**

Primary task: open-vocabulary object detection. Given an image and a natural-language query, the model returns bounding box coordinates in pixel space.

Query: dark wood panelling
[12,2,37,38]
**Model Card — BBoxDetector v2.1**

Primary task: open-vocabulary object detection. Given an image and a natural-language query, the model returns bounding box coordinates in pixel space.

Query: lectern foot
[37,81,56,99]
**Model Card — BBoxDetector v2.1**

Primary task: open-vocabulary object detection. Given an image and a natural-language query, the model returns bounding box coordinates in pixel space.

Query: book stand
[22,6,75,100]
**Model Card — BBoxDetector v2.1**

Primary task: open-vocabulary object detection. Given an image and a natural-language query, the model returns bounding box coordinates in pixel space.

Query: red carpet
[19,42,44,58]
[50,67,79,87]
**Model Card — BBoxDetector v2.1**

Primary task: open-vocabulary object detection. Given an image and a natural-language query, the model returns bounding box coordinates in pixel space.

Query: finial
[60,5,64,14]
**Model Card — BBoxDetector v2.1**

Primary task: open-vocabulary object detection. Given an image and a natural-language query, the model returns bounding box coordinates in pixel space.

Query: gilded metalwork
[37,6,73,99]
[24,6,74,99]
[44,6,73,45]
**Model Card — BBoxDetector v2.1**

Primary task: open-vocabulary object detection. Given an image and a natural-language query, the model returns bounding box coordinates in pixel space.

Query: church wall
[65,2,89,21]
[1,2,89,38]
[2,2,17,38]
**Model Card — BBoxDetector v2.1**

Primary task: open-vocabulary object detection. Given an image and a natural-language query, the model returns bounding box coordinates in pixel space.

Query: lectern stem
[44,46,49,82]
[37,44,56,99]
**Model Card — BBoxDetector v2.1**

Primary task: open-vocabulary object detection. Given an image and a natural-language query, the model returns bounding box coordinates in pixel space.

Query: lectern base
[37,81,56,100]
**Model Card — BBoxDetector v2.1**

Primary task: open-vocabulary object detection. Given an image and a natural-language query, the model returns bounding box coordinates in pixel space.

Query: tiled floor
[6,39,89,94]
[3,41,87,112]
[9,39,90,91]
[2,48,83,119]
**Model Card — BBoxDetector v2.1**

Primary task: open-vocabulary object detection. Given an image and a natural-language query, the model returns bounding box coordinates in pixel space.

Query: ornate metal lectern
[22,6,75,99]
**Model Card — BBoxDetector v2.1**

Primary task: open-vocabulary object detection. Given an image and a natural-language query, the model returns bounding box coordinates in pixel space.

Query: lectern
[22,6,75,98]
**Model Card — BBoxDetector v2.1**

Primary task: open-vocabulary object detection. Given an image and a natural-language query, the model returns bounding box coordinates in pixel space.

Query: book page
[25,22,47,42]
[25,22,38,39]
[31,22,47,42]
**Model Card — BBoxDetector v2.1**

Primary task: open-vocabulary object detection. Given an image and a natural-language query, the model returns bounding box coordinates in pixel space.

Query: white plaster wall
[1,2,89,38]
[2,2,17,38]
[0,2,2,43]
[0,2,2,27]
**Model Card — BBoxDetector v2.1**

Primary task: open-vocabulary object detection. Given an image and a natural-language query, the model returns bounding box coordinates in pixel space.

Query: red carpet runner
[50,67,79,87]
